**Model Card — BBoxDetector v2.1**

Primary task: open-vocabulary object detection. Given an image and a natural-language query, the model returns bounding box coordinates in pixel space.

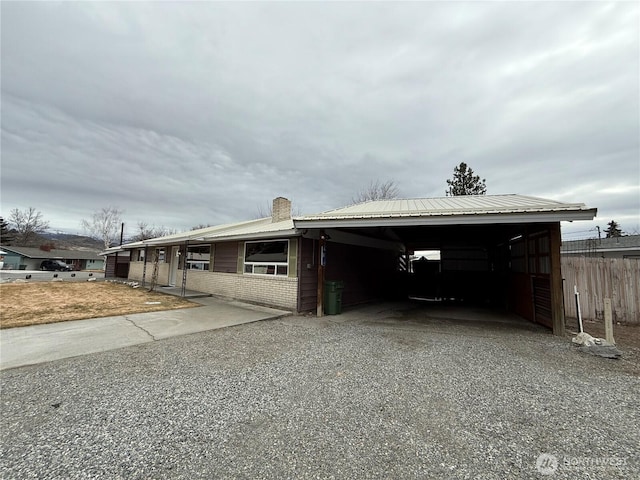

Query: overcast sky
[2,1,638,240]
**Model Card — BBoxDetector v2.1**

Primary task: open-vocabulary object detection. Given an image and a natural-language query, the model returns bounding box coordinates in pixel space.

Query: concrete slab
[0,317,152,370]
[128,298,290,341]
[0,297,290,370]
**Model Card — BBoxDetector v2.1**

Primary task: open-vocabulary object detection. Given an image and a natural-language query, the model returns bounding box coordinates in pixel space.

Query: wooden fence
[561,257,639,325]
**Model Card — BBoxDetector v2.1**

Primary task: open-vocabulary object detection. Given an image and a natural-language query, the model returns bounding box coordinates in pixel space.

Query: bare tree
[81,207,123,250]
[254,201,273,219]
[352,179,400,204]
[131,222,177,241]
[8,207,50,246]
[254,200,301,219]
[192,224,214,230]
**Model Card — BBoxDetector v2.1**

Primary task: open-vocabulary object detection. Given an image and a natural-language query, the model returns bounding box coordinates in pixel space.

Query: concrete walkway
[0,297,291,371]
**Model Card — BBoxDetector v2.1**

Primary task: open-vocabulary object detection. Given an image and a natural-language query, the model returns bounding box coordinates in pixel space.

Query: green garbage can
[324,280,344,315]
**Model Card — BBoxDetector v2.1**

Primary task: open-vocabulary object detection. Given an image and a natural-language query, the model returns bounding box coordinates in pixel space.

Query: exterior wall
[325,241,398,307]
[22,258,41,270]
[213,242,239,273]
[128,238,299,311]
[298,238,318,312]
[128,261,170,285]
[176,270,298,310]
[506,224,563,333]
[105,255,129,278]
[85,259,105,270]
[2,253,23,269]
[128,261,144,280]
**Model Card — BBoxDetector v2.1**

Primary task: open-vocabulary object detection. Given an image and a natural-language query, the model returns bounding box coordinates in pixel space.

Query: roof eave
[117,229,300,247]
[294,209,597,229]
[201,229,300,242]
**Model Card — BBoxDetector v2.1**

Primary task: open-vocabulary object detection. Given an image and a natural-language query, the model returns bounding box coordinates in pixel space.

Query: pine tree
[0,216,15,244]
[446,162,487,196]
[604,220,622,238]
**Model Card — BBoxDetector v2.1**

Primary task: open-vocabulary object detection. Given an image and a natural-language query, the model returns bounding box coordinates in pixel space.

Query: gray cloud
[1,1,638,239]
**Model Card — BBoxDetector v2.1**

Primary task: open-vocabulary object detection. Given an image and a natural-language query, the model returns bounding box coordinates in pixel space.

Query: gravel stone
[1,305,638,479]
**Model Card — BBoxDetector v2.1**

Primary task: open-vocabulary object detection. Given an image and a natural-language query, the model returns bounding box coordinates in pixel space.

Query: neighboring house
[109,195,597,336]
[561,235,640,259]
[0,246,104,271]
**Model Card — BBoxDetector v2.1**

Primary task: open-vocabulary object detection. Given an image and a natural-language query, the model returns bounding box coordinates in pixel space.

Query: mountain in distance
[38,232,104,251]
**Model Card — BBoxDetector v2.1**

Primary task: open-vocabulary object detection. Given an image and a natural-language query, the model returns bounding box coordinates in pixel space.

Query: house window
[137,249,145,262]
[185,244,211,270]
[244,240,288,276]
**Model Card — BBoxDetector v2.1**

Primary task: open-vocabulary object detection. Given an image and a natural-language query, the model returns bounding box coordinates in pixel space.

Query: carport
[294,195,597,336]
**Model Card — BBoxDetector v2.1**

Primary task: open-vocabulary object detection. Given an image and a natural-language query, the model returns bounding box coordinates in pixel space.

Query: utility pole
[113,222,125,278]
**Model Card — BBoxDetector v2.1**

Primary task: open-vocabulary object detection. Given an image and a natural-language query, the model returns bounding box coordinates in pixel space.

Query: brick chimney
[272,197,292,223]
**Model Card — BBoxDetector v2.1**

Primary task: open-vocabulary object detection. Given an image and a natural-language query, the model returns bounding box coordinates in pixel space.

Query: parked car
[40,260,73,271]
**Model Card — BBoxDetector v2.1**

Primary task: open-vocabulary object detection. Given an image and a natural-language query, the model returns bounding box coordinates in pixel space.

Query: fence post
[604,298,615,344]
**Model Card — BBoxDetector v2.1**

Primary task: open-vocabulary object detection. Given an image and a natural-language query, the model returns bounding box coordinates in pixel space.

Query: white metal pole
[574,285,583,333]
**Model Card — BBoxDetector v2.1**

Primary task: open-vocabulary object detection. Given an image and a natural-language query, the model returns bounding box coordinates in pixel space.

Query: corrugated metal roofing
[118,217,296,249]
[561,234,640,252]
[115,194,596,249]
[297,194,594,220]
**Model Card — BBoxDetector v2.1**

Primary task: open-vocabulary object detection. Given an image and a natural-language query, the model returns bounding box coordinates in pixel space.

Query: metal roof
[561,234,640,253]
[294,194,597,228]
[116,217,296,250]
[114,195,597,250]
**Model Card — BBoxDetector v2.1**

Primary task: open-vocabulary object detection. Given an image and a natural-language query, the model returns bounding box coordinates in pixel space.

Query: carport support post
[181,240,188,297]
[549,222,565,336]
[317,231,326,317]
[142,246,148,287]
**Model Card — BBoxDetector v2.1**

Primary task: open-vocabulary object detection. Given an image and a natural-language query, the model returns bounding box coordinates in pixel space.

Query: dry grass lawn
[0,281,197,329]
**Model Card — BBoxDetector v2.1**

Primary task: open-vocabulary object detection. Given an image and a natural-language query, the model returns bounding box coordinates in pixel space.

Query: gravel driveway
[1,303,638,479]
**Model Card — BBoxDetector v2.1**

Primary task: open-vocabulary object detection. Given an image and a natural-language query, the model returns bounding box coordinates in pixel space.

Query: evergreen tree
[446,162,487,196]
[604,220,623,238]
[0,216,15,244]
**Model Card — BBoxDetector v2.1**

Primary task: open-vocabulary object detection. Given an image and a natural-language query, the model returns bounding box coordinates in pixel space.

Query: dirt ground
[565,317,640,368]
[0,281,197,329]
[565,317,640,347]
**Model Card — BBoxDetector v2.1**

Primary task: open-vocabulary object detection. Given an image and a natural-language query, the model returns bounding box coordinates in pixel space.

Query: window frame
[243,239,289,277]
[184,244,212,271]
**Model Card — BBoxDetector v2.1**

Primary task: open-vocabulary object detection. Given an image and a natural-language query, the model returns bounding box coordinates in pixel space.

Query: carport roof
[111,194,596,252]
[294,194,597,228]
